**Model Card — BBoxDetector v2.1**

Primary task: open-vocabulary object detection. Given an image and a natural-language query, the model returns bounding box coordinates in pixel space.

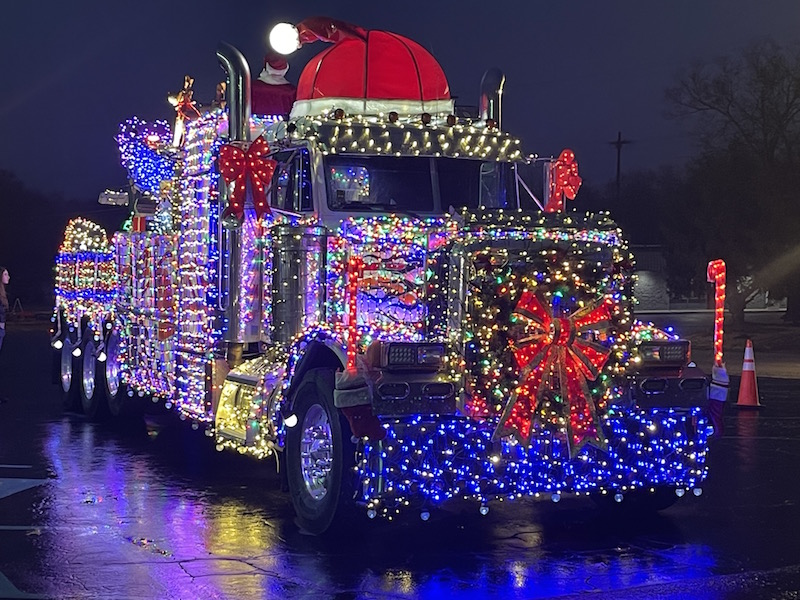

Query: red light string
[707,259,726,366]
[346,256,364,370]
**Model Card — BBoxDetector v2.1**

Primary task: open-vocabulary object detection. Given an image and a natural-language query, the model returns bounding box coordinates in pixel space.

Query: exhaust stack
[215,43,253,354]
[479,68,505,129]
[216,42,252,142]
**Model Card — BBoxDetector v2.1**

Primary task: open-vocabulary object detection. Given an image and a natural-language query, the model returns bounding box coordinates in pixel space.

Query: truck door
[267,148,326,342]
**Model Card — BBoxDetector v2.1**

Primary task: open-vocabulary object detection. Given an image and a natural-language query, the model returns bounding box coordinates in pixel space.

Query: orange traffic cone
[736,339,762,408]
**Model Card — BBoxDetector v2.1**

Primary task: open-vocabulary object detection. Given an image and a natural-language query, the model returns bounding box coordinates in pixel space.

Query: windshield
[324,155,516,213]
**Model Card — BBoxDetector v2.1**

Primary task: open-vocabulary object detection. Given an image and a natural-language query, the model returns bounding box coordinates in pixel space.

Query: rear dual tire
[59,324,134,421]
[103,329,140,419]
[60,335,82,412]
[79,337,109,421]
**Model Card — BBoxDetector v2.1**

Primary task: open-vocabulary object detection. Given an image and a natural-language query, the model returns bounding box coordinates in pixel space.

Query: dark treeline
[1,157,796,329]
[579,151,800,328]
[584,39,800,328]
[2,41,799,327]
[0,169,127,311]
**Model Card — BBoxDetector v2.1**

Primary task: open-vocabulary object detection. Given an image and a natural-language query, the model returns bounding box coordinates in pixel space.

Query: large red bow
[544,149,582,212]
[496,291,612,455]
[218,135,276,221]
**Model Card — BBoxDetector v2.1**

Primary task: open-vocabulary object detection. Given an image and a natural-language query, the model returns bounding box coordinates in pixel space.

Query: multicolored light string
[54,218,116,334]
[116,117,175,195]
[359,408,712,519]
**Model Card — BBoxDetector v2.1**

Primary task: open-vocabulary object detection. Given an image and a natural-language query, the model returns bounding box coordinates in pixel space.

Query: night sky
[2,0,800,201]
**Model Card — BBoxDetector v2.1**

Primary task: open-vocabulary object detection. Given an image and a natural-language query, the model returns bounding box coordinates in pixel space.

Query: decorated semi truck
[51,17,717,534]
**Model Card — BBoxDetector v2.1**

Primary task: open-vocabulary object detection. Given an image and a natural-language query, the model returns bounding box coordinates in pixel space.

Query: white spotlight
[269,23,300,55]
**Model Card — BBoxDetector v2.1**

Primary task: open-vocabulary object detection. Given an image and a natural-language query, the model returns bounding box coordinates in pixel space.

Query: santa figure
[251,53,297,116]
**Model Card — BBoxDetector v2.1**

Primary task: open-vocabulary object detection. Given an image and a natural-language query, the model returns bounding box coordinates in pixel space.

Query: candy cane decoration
[707,259,726,366]
[346,256,363,371]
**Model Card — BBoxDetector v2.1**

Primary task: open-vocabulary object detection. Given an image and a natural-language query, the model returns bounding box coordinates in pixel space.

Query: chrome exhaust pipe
[215,43,252,353]
[216,42,251,143]
[479,67,505,130]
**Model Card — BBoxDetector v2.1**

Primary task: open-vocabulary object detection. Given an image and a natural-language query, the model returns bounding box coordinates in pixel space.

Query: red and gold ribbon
[496,291,613,455]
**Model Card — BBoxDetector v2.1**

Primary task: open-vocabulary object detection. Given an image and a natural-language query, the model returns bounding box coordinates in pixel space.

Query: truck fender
[283,336,346,415]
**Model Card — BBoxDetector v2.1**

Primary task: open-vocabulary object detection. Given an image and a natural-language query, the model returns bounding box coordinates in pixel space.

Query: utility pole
[609,131,631,202]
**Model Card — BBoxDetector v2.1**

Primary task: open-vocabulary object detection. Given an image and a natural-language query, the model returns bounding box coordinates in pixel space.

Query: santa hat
[269,16,452,119]
[258,52,290,86]
[269,17,367,54]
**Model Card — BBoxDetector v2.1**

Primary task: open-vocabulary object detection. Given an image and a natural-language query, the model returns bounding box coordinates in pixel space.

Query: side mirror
[98,189,130,206]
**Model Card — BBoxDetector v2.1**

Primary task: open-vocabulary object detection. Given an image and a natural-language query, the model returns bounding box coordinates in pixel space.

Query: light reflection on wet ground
[5,414,721,599]
[2,329,800,599]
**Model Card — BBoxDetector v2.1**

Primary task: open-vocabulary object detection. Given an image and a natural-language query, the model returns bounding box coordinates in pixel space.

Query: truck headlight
[387,344,416,366]
[636,340,690,366]
[386,343,445,370]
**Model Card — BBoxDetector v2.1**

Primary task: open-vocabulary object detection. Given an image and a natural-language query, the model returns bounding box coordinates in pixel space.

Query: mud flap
[707,363,729,436]
[334,368,385,441]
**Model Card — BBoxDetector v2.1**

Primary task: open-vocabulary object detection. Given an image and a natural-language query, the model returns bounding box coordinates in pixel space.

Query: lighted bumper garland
[356,408,712,520]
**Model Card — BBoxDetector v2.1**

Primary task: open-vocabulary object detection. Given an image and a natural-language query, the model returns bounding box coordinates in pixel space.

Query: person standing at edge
[0,266,9,403]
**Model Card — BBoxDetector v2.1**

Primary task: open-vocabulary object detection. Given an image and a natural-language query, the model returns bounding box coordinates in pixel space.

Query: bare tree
[666,40,800,324]
[666,40,800,164]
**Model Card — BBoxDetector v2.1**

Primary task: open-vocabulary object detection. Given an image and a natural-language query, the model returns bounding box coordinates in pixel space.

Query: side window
[479,162,514,208]
[479,162,500,208]
[273,157,293,211]
[271,148,313,212]
[297,149,312,211]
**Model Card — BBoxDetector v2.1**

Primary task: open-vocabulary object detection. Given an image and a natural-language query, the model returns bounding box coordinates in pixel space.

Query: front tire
[286,368,355,535]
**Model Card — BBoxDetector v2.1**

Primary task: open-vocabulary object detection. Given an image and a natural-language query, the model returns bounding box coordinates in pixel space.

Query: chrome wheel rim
[300,404,334,501]
[82,340,95,400]
[105,333,120,398]
[60,342,73,393]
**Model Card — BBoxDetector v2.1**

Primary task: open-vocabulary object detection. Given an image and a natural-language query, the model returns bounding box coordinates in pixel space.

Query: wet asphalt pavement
[1,325,800,599]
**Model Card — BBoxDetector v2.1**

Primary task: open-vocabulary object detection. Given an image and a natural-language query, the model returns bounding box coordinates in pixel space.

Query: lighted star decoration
[495,290,613,456]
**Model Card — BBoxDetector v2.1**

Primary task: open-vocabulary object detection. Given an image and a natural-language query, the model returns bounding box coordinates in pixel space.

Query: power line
[609,131,632,201]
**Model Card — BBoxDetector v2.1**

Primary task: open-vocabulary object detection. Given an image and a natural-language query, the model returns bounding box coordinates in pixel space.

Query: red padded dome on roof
[296,31,450,103]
